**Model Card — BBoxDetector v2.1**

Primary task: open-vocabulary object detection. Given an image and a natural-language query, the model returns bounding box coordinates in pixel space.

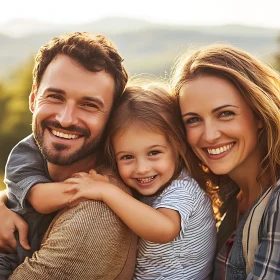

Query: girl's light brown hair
[103,82,193,184]
[171,44,280,197]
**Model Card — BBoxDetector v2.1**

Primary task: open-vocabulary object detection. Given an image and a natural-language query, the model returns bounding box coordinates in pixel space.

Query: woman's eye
[185,117,201,125]
[220,111,235,118]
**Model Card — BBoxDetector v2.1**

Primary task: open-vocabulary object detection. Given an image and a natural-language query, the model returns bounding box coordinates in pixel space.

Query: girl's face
[179,75,262,178]
[113,125,176,196]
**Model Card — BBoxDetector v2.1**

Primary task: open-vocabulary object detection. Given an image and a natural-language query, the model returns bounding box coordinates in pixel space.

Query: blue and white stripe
[133,170,217,280]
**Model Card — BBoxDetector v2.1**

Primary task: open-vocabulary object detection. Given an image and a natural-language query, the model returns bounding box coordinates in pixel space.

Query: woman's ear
[257,118,264,130]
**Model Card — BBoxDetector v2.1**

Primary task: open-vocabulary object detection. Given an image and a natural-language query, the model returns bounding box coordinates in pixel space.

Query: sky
[1,0,280,29]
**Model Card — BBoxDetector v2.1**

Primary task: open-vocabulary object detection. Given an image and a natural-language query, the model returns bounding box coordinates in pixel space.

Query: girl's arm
[65,171,181,243]
[27,182,82,214]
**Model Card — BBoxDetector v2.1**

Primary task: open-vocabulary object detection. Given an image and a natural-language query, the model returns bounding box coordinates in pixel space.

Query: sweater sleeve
[9,177,137,280]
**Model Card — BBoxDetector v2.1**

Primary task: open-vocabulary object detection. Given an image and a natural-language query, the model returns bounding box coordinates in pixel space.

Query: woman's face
[179,75,262,178]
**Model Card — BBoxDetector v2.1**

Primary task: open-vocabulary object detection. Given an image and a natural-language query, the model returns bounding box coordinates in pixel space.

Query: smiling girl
[172,44,280,279]
[64,83,217,279]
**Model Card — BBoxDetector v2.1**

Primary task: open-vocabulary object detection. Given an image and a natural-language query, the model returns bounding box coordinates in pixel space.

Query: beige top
[9,173,137,280]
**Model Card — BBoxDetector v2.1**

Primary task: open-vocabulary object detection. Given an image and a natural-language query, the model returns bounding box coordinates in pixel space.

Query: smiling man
[0,32,136,279]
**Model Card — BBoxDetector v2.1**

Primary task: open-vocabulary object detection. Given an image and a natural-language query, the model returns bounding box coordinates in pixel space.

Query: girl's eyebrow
[182,105,238,117]
[115,145,166,156]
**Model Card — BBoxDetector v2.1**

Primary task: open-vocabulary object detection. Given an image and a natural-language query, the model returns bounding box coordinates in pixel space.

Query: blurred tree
[0,57,34,174]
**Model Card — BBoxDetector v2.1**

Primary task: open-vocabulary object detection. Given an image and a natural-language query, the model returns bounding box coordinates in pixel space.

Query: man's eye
[83,103,98,109]
[48,94,63,100]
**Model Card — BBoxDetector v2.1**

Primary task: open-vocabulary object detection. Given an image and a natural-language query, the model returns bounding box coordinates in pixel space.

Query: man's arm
[9,199,137,280]
[0,190,30,252]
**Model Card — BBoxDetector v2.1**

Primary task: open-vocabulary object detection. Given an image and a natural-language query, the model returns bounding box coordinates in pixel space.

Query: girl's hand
[64,170,110,203]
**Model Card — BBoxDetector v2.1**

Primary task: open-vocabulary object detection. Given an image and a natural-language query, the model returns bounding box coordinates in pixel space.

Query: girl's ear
[29,85,37,113]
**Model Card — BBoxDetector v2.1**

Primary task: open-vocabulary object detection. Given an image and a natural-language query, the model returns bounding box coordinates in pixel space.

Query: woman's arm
[0,190,30,252]
[65,171,181,243]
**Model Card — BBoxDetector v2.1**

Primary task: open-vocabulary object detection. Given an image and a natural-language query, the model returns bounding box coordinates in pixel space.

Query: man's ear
[29,85,37,113]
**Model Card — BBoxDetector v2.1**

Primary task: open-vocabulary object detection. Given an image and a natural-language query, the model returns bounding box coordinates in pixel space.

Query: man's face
[30,54,115,166]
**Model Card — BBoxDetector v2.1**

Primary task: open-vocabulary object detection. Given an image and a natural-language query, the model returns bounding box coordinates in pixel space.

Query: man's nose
[55,102,78,128]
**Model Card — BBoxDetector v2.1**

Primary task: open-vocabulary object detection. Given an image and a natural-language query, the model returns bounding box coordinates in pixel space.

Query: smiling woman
[171,43,280,280]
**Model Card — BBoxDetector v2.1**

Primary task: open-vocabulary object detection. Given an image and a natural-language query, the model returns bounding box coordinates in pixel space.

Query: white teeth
[137,176,155,183]
[52,130,79,139]
[207,143,234,155]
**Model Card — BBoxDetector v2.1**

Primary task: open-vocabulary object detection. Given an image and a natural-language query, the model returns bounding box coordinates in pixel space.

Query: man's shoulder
[10,134,39,155]
[99,168,132,195]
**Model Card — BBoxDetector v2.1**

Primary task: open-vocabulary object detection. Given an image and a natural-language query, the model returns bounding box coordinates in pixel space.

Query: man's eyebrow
[182,105,238,117]
[43,88,105,108]
[44,87,65,94]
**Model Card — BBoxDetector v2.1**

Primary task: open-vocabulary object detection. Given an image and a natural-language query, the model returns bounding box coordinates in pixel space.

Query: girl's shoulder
[160,169,207,200]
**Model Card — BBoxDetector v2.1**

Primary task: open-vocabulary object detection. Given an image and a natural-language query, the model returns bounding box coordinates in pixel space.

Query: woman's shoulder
[266,179,280,211]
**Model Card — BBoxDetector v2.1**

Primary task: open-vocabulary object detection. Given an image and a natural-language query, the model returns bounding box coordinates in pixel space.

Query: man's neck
[47,154,96,182]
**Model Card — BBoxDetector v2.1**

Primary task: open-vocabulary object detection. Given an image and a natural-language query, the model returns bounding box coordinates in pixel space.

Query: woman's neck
[230,168,271,214]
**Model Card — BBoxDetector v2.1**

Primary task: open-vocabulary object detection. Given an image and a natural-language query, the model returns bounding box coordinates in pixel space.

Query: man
[0,32,136,279]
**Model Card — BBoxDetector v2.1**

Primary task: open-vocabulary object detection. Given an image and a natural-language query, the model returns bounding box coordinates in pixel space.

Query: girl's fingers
[64,185,79,193]
[71,172,88,178]
[69,193,81,203]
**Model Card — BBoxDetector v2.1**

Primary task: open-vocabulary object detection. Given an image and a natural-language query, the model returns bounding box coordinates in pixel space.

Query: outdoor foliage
[0,57,33,178]
[0,29,280,189]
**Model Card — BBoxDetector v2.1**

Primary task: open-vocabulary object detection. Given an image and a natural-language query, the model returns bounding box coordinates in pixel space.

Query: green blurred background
[1,18,280,190]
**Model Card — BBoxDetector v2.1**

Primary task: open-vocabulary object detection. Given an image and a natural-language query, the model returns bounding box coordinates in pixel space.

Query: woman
[171,44,280,279]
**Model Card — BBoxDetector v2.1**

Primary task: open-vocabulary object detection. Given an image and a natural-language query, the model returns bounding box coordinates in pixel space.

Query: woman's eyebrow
[182,105,238,117]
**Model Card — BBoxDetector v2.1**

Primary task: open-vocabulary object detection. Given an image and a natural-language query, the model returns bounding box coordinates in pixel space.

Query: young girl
[64,83,217,279]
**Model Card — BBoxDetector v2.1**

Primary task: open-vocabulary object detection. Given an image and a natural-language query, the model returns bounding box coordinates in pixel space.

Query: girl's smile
[113,125,176,196]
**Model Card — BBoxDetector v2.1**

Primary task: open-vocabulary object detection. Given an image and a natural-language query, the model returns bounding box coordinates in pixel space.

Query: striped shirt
[133,170,217,280]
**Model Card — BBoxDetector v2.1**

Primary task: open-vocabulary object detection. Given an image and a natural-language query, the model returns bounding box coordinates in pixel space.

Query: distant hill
[0,17,279,79]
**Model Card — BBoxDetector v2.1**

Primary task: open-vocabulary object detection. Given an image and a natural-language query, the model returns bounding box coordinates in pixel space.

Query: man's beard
[32,118,103,166]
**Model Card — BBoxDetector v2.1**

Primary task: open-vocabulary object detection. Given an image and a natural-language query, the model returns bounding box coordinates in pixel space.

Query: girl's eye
[219,111,235,118]
[120,155,133,160]
[149,150,161,156]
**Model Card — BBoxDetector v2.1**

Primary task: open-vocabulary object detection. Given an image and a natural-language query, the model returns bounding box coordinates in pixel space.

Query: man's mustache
[41,119,91,137]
